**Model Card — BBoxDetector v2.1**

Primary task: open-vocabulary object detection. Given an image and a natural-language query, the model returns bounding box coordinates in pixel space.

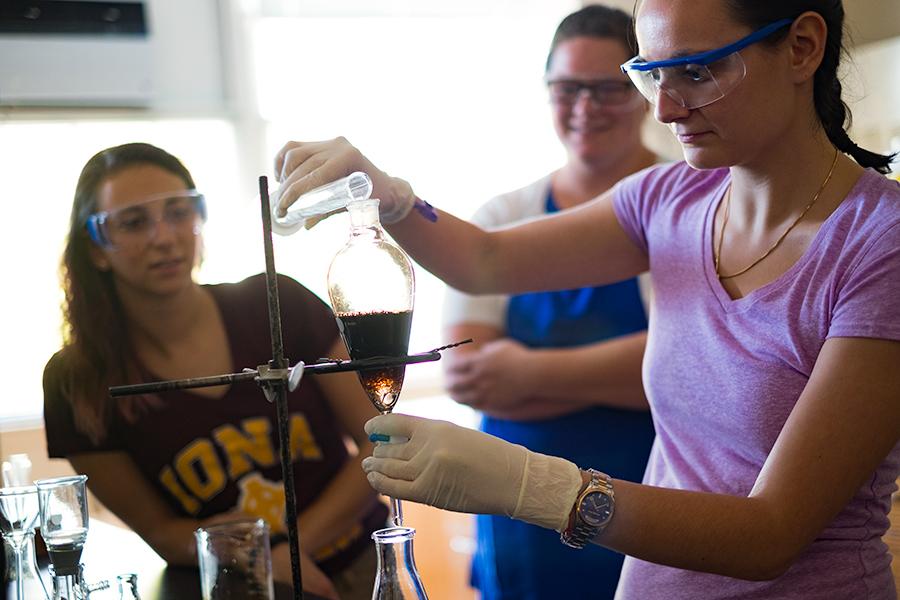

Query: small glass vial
[117,573,141,599]
[371,527,428,600]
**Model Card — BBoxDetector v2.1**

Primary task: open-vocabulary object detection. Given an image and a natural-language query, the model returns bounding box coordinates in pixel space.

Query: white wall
[144,0,227,113]
[846,35,900,168]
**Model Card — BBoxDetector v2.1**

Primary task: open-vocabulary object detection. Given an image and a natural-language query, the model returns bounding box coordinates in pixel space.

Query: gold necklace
[715,150,840,280]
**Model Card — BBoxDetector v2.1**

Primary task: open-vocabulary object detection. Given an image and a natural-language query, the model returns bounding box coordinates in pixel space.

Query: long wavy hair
[59,142,195,444]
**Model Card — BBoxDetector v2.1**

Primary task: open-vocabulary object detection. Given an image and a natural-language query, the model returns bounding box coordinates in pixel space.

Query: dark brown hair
[59,142,195,444]
[546,5,637,73]
[725,1,895,173]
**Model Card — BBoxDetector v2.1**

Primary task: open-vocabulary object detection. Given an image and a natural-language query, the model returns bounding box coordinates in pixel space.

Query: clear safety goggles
[620,18,793,110]
[545,78,643,110]
[86,190,207,250]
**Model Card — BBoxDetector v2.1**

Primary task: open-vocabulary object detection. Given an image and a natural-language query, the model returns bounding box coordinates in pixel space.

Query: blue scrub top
[472,190,656,600]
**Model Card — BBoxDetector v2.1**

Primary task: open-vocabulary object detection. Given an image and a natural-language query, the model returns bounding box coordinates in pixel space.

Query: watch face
[579,491,613,527]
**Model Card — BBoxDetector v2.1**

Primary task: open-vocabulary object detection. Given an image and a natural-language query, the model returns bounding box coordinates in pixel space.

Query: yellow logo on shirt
[158,413,322,515]
[237,473,286,533]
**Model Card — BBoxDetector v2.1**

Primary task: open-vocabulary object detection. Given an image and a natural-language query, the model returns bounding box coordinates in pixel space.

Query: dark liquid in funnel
[336,310,413,412]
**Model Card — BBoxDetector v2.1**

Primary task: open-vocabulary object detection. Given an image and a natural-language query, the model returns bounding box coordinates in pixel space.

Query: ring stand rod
[259,175,304,600]
[108,351,445,397]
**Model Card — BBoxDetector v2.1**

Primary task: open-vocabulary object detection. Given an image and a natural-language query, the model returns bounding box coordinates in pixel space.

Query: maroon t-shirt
[43,274,387,574]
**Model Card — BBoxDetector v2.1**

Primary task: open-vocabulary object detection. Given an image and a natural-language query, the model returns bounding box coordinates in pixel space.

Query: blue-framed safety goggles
[85,190,207,250]
[620,18,793,109]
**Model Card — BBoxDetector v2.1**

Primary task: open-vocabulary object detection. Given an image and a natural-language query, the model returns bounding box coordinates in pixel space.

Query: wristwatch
[560,468,615,549]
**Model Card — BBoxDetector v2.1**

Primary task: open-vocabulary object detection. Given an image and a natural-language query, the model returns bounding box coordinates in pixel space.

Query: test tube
[271,171,373,235]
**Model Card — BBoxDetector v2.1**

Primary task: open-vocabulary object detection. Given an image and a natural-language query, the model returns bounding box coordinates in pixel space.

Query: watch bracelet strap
[561,524,596,548]
[560,469,613,549]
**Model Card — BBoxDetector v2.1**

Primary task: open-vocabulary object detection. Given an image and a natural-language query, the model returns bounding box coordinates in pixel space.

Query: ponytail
[727,0,896,174]
[813,12,896,173]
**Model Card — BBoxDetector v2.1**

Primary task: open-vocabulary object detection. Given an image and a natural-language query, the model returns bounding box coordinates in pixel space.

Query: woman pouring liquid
[272,0,900,597]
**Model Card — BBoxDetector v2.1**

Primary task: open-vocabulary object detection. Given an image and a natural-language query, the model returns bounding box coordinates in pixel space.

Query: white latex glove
[272,138,416,227]
[362,414,583,532]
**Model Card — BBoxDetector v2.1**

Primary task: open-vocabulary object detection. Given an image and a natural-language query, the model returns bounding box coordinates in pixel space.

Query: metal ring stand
[108,176,469,599]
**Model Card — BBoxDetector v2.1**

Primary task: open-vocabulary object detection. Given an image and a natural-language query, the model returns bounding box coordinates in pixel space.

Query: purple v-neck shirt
[611,162,900,599]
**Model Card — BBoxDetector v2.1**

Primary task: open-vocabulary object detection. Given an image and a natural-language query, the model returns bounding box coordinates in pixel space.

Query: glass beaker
[36,475,90,600]
[371,527,428,600]
[195,519,273,600]
[0,485,50,599]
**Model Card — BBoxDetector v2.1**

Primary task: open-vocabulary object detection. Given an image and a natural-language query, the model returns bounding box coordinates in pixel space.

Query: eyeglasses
[86,190,207,251]
[546,78,640,108]
[620,18,793,110]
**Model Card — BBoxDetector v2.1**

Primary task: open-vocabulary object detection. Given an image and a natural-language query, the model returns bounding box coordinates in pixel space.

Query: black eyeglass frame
[545,78,640,107]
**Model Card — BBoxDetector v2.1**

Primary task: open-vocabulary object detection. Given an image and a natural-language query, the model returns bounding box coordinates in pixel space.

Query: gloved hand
[273,137,416,227]
[362,414,583,532]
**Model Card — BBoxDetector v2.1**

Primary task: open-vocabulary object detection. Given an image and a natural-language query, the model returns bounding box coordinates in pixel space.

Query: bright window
[253,9,576,388]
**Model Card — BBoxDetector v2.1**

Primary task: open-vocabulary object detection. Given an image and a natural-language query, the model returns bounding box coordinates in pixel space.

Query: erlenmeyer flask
[371,527,428,600]
[327,198,415,414]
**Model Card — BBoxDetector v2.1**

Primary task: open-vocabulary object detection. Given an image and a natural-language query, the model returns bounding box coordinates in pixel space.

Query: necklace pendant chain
[715,150,840,280]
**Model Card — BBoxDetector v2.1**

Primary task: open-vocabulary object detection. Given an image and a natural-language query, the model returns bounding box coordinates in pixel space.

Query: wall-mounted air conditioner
[0,0,154,107]
[0,0,226,111]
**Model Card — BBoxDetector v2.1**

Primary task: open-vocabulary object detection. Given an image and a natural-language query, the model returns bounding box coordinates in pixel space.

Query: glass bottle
[371,527,428,600]
[0,486,51,600]
[327,198,415,415]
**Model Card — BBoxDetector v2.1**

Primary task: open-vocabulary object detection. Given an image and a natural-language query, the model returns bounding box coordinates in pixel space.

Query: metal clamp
[255,361,305,400]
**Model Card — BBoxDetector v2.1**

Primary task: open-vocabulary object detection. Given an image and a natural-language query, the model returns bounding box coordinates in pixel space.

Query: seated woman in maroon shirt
[42,142,386,600]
